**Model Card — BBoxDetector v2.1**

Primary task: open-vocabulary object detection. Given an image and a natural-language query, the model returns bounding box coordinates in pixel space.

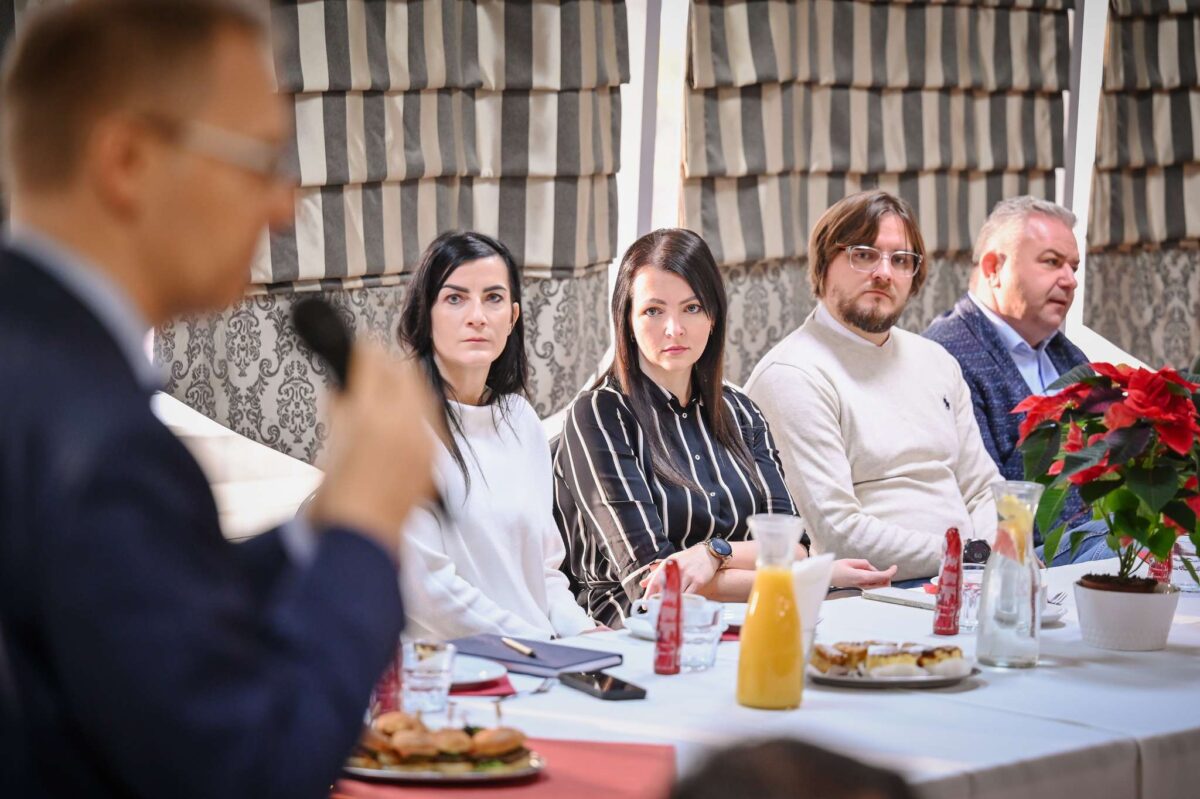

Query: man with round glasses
[745,190,1002,584]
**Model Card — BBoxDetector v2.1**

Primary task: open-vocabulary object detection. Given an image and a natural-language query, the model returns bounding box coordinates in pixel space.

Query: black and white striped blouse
[552,376,799,627]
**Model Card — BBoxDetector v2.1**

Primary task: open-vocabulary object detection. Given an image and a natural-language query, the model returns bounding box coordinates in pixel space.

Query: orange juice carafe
[736,514,803,709]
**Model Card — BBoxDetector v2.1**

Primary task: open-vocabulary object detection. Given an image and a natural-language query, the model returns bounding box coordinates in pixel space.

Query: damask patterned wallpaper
[154,270,610,464]
[721,254,974,385]
[1085,248,1200,370]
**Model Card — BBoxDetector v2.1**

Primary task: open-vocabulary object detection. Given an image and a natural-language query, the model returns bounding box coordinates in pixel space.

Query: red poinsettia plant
[1015,362,1200,584]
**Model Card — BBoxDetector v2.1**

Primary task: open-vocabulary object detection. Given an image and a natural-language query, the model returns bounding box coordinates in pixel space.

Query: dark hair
[398,231,529,486]
[808,190,929,298]
[598,228,756,491]
[1,0,265,193]
[671,738,918,799]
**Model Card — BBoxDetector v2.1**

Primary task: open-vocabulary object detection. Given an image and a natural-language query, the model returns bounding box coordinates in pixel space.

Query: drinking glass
[680,602,724,672]
[401,641,456,713]
[977,481,1043,668]
[959,563,986,632]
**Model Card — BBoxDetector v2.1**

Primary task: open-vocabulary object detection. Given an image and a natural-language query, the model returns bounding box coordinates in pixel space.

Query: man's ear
[87,116,154,219]
[979,251,1005,285]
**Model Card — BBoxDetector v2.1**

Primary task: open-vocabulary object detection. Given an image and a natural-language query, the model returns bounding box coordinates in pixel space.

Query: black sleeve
[558,390,674,605]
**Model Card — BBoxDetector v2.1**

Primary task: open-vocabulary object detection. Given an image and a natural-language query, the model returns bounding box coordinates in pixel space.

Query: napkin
[792,553,834,640]
[449,675,516,697]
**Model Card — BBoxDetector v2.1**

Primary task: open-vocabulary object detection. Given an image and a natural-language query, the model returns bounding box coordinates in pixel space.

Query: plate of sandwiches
[807,641,980,689]
[345,711,543,783]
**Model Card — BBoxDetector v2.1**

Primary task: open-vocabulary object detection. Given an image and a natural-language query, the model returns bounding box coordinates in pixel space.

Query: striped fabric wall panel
[476,0,630,90]
[683,85,1063,177]
[1103,14,1200,92]
[688,1,1071,92]
[473,88,622,178]
[255,175,619,284]
[1088,165,1200,248]
[1096,89,1200,170]
[274,2,629,92]
[680,170,1057,265]
[290,86,621,187]
[1110,1,1200,19]
[851,0,1070,7]
[273,0,482,93]
[1093,5,1200,247]
[292,89,479,187]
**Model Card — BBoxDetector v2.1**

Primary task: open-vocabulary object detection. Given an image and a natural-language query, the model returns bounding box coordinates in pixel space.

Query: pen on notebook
[500,637,537,658]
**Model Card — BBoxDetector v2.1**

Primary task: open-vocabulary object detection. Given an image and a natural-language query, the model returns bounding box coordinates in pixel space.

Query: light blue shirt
[967,293,1061,395]
[3,224,318,566]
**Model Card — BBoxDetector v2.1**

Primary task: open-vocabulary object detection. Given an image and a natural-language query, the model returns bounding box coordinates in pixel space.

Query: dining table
[438,559,1199,799]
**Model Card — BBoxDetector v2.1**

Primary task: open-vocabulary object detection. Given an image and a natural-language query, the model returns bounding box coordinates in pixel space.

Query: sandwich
[347,718,532,775]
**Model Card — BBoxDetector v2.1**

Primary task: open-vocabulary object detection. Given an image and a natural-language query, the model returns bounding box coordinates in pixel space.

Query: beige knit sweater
[745,305,1001,580]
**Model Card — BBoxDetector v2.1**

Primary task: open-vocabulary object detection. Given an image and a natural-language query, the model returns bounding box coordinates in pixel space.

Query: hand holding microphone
[292,298,441,552]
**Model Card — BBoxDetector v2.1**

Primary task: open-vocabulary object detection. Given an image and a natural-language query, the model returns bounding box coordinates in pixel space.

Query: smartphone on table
[558,670,647,701]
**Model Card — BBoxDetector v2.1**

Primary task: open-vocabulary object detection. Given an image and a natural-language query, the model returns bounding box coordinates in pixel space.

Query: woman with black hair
[553,228,895,627]
[396,231,595,640]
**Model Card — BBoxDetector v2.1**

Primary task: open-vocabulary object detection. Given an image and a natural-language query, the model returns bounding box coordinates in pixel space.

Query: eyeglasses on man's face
[138,113,293,185]
[840,245,922,277]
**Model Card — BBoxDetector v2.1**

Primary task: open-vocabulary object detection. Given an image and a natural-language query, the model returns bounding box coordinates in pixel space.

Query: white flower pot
[1074,580,1181,651]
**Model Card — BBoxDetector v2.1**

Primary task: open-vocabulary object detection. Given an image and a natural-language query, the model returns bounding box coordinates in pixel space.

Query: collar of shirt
[813,301,892,348]
[647,376,702,415]
[967,293,1059,394]
[4,223,164,391]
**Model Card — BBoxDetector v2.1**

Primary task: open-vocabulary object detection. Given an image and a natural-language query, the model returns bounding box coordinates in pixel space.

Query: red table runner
[333,737,675,799]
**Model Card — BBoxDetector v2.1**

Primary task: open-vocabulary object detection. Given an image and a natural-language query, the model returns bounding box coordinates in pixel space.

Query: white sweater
[399,395,595,641]
[745,305,1001,580]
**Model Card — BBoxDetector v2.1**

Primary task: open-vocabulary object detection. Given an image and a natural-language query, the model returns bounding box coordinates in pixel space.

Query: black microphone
[293,298,352,388]
[292,297,450,523]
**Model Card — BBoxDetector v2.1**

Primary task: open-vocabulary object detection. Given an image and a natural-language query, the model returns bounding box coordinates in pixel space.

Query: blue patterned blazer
[924,294,1090,539]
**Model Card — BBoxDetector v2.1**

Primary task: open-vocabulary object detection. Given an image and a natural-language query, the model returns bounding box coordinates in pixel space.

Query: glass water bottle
[976,481,1044,668]
[737,514,803,709]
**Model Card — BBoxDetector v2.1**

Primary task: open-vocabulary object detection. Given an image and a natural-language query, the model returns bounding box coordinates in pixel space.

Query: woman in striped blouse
[553,228,896,626]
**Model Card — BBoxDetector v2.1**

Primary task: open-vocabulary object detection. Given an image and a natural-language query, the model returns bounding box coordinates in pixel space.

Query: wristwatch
[964,539,992,564]
[705,537,733,570]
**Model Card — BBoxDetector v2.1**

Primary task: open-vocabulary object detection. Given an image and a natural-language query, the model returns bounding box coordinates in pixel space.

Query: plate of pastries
[345,711,543,783]
[808,641,979,688]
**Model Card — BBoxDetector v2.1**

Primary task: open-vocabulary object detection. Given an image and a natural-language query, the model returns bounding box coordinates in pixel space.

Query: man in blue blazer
[0,4,436,797]
[925,197,1112,563]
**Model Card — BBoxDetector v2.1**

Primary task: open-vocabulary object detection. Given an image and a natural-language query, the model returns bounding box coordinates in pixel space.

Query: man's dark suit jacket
[0,249,404,798]
[924,294,1090,539]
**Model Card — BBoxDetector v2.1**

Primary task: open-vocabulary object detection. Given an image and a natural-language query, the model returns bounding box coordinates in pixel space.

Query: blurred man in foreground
[0,3,436,797]
[924,196,1113,563]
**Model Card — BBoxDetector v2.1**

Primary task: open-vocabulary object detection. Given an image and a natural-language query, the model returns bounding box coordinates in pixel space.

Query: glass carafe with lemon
[737,514,804,709]
[977,481,1044,668]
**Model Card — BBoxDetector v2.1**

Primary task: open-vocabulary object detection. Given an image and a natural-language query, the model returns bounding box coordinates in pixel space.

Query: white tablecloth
[451,560,1198,799]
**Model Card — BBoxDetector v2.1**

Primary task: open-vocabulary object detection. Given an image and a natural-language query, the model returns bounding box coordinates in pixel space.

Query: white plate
[1041,603,1067,625]
[451,655,507,688]
[345,751,544,784]
[808,666,981,690]
[624,616,729,641]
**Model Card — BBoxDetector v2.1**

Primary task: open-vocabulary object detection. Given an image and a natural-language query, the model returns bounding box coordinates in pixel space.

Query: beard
[835,291,906,334]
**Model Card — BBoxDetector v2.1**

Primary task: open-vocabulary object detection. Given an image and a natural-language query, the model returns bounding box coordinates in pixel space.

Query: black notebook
[449,634,622,677]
